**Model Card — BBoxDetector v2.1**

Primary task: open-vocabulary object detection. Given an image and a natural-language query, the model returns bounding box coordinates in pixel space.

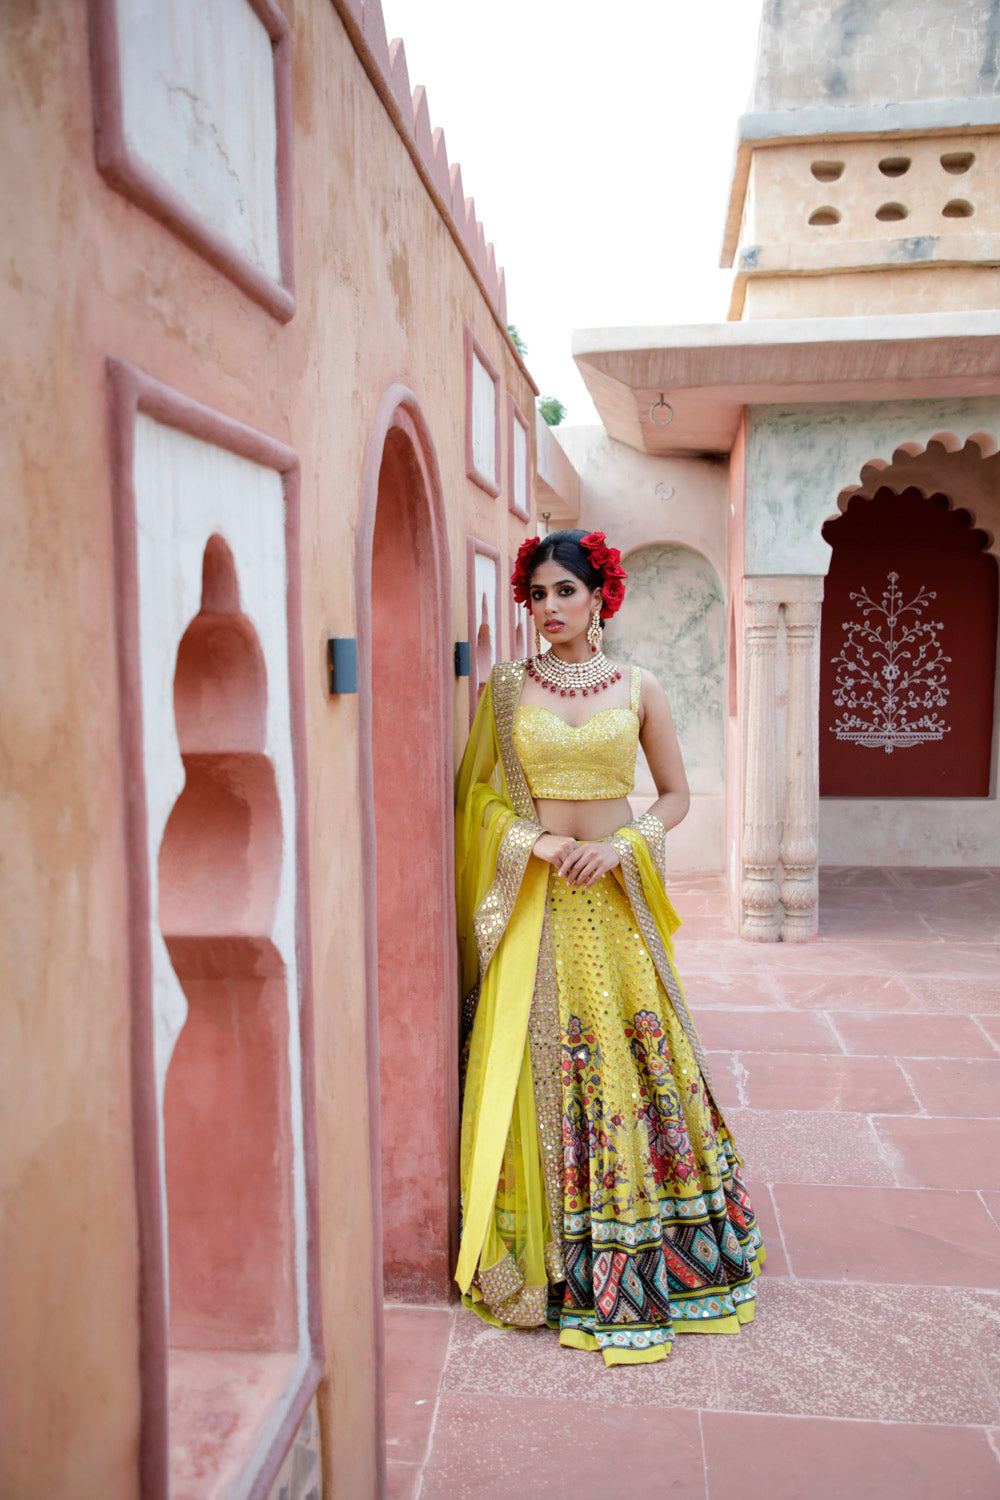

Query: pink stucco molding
[507,393,532,522]
[86,0,295,322]
[105,359,322,1499]
[354,380,457,1500]
[466,535,503,723]
[464,325,501,497]
[506,553,527,662]
[330,0,536,387]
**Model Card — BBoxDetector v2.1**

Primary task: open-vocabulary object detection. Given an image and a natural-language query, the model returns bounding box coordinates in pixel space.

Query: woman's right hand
[532,832,578,869]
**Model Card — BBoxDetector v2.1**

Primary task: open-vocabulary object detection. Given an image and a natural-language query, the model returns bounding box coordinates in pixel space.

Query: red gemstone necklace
[526,649,622,698]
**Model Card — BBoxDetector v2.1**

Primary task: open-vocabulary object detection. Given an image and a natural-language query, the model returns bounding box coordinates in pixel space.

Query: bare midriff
[534,795,632,842]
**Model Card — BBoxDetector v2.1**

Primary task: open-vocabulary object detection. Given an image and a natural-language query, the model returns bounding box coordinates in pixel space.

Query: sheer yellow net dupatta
[454,669,554,1326]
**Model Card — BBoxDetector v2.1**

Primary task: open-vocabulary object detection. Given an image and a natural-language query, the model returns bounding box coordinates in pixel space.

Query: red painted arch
[354,382,457,1499]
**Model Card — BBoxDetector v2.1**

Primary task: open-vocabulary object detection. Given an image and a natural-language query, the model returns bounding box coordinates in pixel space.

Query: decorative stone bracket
[740,576,824,941]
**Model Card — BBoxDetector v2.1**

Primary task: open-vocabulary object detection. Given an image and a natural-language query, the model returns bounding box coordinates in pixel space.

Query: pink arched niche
[160,538,295,1354]
[355,387,457,1339]
[158,537,296,1494]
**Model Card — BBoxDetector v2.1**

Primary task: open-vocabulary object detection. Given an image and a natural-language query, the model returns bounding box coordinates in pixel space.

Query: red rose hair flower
[581,531,628,619]
[510,535,541,605]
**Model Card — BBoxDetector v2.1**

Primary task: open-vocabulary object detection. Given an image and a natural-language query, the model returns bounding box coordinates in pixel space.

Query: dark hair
[528,529,602,593]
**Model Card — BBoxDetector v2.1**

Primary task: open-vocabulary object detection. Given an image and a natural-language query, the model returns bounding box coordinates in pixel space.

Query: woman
[455,529,764,1366]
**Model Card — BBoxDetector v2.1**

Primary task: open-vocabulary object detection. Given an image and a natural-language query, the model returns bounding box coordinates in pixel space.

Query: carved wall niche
[821,486,998,797]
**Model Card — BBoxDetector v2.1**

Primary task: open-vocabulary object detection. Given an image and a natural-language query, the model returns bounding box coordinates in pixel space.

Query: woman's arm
[637,668,690,833]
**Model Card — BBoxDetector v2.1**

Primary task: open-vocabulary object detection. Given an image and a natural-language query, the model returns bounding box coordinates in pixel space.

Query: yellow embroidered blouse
[511,664,641,800]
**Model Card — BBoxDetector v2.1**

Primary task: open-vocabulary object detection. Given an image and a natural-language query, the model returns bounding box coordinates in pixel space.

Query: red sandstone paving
[772,1185,1000,1286]
[904,977,1000,1014]
[767,970,921,1010]
[981,1192,1000,1233]
[709,1280,999,1425]
[419,1394,706,1499]
[976,1013,1000,1046]
[389,870,1000,1496]
[683,971,779,1008]
[831,1010,996,1057]
[440,1306,719,1409]
[384,1391,437,1466]
[384,1305,453,1397]
[749,1185,789,1277]
[693,1009,841,1054]
[701,1412,1000,1500]
[739,1051,918,1113]
[704,1051,742,1110]
[728,1108,896,1185]
[873,1115,1000,1190]
[386,1461,418,1500]
[901,1056,1000,1116]
[950,1290,1000,1403]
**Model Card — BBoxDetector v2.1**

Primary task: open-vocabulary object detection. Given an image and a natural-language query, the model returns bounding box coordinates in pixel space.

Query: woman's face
[528,558,602,647]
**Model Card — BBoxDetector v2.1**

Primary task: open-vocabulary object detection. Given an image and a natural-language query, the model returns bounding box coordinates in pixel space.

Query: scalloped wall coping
[332,0,537,392]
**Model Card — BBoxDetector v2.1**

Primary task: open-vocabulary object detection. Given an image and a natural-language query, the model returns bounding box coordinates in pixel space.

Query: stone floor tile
[670,872,729,894]
[384,1390,437,1466]
[768,972,921,1012]
[442,1306,718,1409]
[384,1304,453,1396]
[904,977,1000,1015]
[819,905,934,939]
[705,1052,743,1110]
[710,1280,998,1424]
[820,867,902,889]
[873,1116,1000,1190]
[420,1394,707,1499]
[692,1010,841,1055]
[976,1014,1000,1049]
[832,1011,995,1058]
[948,1289,1000,1408]
[748,941,899,973]
[727,1109,895,1186]
[917,913,1000,944]
[672,890,733,919]
[871,944,1000,978]
[683,971,780,1009]
[980,1192,1000,1233]
[772,1184,1000,1287]
[701,1411,1000,1500]
[818,888,906,911]
[386,1461,418,1500]
[674,912,738,942]
[740,1052,917,1113]
[901,1058,1000,1118]
[748,1185,788,1277]
[888,868,1000,890]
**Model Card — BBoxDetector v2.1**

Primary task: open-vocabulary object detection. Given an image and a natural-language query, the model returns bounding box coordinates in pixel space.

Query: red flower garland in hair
[510,535,541,605]
[581,532,628,619]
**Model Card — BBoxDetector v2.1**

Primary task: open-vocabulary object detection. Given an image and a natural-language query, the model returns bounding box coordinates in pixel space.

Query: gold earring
[587,606,602,652]
[533,620,542,655]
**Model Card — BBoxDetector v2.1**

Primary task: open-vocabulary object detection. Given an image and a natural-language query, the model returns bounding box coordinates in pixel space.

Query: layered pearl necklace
[526,649,622,698]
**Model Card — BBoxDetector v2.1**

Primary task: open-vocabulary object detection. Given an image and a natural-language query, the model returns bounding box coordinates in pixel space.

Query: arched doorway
[356,387,457,1319]
[603,541,727,869]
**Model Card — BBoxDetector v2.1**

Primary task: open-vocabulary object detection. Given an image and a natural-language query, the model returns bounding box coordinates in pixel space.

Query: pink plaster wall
[0,2,537,1496]
[725,417,748,927]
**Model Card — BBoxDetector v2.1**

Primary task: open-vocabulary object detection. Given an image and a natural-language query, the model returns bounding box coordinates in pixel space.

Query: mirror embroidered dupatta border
[454,660,725,1314]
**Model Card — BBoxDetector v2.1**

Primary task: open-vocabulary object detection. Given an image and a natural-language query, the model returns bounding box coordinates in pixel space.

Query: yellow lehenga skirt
[463,868,764,1366]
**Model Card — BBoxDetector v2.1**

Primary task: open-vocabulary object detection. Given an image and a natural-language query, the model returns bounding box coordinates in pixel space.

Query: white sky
[379,0,765,423]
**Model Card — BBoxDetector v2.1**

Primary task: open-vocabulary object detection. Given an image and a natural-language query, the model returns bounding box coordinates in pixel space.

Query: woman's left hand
[557,840,621,889]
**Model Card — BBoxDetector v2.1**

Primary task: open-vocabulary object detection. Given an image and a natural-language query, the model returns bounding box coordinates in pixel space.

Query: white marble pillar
[780,584,823,941]
[740,584,782,940]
